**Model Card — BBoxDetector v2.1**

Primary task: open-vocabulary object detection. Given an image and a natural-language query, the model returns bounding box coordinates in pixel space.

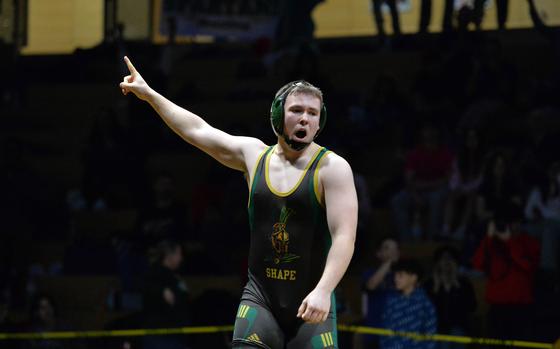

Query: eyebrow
[288,104,320,114]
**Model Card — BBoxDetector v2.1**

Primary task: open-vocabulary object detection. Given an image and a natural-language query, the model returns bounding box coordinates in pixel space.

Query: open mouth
[295,130,307,139]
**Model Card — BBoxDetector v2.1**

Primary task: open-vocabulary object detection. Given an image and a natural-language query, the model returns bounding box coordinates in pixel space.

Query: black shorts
[231,289,338,348]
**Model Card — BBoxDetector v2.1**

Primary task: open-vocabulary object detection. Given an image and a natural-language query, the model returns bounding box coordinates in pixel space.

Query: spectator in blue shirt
[361,237,400,347]
[380,259,437,349]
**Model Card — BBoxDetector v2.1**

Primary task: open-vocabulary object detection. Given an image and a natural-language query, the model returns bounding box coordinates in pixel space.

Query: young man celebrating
[119,57,357,348]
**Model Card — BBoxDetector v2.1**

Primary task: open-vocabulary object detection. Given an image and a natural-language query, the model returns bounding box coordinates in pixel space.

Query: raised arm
[119,56,265,172]
[297,153,358,323]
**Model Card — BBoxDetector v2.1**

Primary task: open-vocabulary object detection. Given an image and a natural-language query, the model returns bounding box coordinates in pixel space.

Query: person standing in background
[360,237,400,348]
[425,246,476,349]
[472,207,540,340]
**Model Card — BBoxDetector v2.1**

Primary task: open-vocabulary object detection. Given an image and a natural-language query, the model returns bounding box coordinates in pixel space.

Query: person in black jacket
[142,240,190,349]
[425,246,476,349]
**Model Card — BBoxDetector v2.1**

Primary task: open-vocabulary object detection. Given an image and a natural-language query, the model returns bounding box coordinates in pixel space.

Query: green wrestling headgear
[270,80,327,151]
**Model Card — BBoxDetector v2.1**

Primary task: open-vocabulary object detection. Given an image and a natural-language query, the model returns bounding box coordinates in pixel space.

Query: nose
[299,113,310,125]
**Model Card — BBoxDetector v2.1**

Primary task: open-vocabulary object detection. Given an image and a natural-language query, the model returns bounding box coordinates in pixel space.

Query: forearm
[509,244,538,272]
[366,261,391,290]
[145,89,208,143]
[315,233,355,293]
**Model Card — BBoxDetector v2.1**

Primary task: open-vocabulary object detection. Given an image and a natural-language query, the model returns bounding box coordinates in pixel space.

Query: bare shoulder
[239,136,268,155]
[241,137,269,176]
[315,150,355,205]
[316,150,356,207]
[319,151,354,182]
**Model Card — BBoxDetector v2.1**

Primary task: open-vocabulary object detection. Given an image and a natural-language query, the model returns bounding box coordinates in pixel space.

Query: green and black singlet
[232,145,338,349]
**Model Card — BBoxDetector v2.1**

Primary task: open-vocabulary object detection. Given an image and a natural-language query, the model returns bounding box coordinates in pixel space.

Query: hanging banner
[154,0,280,42]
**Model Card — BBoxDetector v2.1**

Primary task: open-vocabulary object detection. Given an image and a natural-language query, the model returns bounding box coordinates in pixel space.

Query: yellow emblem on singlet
[268,207,300,265]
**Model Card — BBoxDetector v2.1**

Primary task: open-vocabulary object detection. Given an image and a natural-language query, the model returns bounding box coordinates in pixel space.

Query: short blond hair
[274,80,323,106]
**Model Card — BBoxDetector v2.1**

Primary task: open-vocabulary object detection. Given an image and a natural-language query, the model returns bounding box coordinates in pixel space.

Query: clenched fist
[297,288,331,324]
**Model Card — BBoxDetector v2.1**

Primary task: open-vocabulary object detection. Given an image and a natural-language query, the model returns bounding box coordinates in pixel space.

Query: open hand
[119,56,152,101]
[296,288,331,324]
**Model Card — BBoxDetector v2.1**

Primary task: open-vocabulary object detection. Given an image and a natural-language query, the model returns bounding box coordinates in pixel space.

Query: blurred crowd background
[1,0,560,348]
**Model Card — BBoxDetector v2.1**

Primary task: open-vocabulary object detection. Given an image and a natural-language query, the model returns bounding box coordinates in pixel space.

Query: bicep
[189,125,265,172]
[322,156,358,239]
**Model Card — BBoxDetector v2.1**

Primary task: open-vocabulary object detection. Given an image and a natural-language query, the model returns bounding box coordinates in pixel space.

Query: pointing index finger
[124,56,137,74]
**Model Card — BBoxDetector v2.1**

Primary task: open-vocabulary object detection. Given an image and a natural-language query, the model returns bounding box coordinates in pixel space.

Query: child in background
[380,259,437,349]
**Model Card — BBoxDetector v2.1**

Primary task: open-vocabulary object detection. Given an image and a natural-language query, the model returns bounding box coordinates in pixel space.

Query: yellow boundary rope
[0,324,554,348]
[0,326,235,340]
[337,325,554,349]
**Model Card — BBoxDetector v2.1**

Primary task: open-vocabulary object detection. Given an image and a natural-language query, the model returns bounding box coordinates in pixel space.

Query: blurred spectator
[455,2,475,33]
[360,237,400,348]
[136,173,189,248]
[518,107,560,190]
[472,0,509,30]
[82,107,134,209]
[475,152,521,225]
[268,0,325,81]
[190,162,232,234]
[0,291,19,334]
[526,0,560,82]
[367,74,410,133]
[0,307,19,349]
[274,0,323,51]
[380,259,437,349]
[469,39,518,104]
[442,128,485,240]
[418,0,454,34]
[24,294,72,349]
[472,207,540,340]
[524,162,560,273]
[391,125,453,240]
[0,138,59,239]
[143,240,190,349]
[425,246,476,348]
[371,0,401,43]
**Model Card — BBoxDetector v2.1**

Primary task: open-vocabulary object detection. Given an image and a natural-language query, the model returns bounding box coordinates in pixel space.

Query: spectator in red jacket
[391,124,454,240]
[472,206,540,340]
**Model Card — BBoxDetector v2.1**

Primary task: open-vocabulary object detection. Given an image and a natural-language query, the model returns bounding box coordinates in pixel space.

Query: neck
[277,137,315,162]
[402,285,416,296]
[282,134,310,151]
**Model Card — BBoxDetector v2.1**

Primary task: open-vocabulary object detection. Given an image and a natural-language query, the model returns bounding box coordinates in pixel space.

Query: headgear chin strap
[283,134,310,151]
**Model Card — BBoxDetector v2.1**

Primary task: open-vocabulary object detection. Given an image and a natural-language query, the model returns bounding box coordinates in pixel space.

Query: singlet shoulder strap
[248,146,274,207]
[310,147,332,207]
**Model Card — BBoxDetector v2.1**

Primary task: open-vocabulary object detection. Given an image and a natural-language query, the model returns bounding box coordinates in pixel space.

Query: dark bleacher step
[72,210,138,239]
